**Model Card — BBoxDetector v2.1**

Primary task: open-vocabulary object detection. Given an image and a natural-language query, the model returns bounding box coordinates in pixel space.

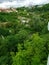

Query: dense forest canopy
[0,3,49,65]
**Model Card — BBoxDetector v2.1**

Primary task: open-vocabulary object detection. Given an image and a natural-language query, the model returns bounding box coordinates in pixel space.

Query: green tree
[12,34,47,65]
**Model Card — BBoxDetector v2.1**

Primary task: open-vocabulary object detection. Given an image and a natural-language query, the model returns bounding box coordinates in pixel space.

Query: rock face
[0,8,12,12]
[0,8,17,12]
[47,56,49,65]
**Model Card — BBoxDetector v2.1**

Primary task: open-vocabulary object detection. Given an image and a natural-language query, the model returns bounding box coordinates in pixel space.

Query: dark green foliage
[0,4,49,65]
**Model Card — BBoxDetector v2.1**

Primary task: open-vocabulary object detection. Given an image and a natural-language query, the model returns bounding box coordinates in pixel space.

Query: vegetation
[0,4,49,65]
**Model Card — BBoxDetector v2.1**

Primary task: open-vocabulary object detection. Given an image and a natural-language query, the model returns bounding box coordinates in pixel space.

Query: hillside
[0,8,17,12]
[0,4,49,65]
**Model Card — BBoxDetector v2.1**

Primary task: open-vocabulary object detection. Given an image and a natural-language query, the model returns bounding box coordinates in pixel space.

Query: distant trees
[0,3,49,65]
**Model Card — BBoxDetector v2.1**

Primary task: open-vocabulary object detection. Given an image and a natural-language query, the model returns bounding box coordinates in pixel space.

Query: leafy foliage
[0,4,49,65]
